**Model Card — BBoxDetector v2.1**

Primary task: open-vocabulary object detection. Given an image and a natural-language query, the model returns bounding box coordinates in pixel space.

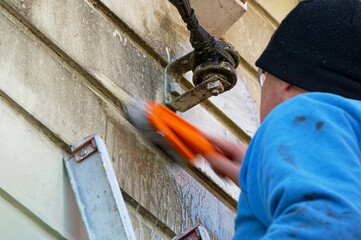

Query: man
[204,0,361,239]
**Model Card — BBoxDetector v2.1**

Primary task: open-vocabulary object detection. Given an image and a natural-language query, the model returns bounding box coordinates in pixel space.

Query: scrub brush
[125,100,226,169]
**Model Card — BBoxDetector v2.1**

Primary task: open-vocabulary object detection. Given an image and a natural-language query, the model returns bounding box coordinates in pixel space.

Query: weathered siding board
[0,9,107,144]
[222,4,275,71]
[0,6,236,239]
[0,97,87,240]
[0,2,241,201]
[0,96,179,240]
[254,0,300,23]
[2,0,247,200]
[0,195,57,240]
[96,0,191,62]
[126,201,173,240]
[5,0,165,102]
[4,0,260,139]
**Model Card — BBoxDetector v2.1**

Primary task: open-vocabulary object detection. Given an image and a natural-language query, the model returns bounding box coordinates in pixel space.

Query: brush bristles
[124,99,190,167]
[125,99,164,145]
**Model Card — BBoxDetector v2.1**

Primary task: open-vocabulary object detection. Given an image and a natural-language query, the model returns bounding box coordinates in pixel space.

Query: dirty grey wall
[0,0,295,239]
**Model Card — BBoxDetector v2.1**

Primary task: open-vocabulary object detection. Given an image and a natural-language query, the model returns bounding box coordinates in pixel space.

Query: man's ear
[281,81,294,101]
[282,82,309,101]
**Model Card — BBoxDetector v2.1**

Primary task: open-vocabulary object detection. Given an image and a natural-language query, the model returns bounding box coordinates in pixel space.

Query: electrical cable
[169,0,237,68]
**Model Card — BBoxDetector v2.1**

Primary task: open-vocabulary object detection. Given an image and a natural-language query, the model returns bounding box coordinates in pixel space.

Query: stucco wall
[0,0,298,239]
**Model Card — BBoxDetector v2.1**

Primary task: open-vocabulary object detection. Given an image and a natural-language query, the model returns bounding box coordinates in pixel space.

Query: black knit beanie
[256,0,361,100]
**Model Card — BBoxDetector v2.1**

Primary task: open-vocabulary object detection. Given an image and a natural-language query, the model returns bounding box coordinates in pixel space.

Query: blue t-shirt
[234,93,361,239]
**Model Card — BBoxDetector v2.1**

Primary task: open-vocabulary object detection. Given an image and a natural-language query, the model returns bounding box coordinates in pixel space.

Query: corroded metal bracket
[164,51,238,112]
[172,224,211,240]
[69,135,98,162]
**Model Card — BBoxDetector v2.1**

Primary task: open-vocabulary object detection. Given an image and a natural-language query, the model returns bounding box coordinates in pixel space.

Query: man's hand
[203,135,248,186]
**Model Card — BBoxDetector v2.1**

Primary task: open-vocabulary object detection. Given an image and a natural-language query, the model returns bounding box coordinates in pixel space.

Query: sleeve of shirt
[246,95,361,239]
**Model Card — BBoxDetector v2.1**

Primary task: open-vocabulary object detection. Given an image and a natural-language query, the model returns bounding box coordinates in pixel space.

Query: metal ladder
[63,135,136,240]
[64,135,210,240]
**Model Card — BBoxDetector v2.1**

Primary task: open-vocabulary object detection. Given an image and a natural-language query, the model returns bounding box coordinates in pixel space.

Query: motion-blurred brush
[125,99,226,170]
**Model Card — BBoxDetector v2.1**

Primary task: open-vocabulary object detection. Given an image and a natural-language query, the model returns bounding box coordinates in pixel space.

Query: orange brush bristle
[145,101,221,163]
